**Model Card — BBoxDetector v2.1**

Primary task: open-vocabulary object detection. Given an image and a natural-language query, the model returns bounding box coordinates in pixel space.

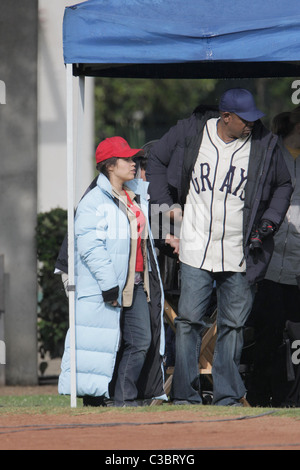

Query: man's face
[227,113,255,139]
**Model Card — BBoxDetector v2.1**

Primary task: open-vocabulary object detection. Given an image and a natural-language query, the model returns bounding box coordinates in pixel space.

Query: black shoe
[83,396,106,407]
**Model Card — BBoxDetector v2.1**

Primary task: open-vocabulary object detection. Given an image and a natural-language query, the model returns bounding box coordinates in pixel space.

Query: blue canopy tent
[62,0,300,407]
[64,0,300,78]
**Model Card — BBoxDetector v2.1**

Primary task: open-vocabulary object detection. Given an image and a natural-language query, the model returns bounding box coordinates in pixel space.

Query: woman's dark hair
[96,157,118,179]
[272,107,300,138]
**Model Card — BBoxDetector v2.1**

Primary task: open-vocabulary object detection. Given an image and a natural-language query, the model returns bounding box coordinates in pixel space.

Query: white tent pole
[76,75,85,205]
[66,63,77,408]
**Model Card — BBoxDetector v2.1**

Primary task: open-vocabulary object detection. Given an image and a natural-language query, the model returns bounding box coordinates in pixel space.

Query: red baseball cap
[95,136,144,164]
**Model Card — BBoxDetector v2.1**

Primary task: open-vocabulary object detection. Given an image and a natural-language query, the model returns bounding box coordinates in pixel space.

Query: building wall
[38,0,94,212]
[0,1,39,384]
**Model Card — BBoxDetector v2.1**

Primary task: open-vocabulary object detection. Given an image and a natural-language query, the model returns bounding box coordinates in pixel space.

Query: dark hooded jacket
[146,107,293,285]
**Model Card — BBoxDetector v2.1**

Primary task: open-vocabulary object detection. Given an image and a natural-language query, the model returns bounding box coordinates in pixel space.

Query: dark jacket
[146,107,293,285]
[265,138,300,285]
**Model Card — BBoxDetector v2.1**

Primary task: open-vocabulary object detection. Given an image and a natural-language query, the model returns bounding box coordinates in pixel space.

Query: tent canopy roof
[63,0,300,78]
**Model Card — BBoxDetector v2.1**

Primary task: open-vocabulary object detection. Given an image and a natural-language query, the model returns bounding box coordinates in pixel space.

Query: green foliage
[94,77,219,146]
[94,77,298,148]
[36,208,68,361]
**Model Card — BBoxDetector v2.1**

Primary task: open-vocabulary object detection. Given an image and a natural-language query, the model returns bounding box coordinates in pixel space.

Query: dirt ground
[0,385,299,451]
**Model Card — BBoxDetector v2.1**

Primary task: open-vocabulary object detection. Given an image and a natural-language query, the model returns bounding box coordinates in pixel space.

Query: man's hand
[258,219,275,239]
[165,233,180,255]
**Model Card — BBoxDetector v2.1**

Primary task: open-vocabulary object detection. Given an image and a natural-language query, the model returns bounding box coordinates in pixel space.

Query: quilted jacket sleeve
[146,115,198,208]
[75,200,120,298]
[146,124,180,208]
[260,144,293,229]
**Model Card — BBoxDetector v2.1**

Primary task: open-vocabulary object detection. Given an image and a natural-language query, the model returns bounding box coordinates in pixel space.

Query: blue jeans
[171,263,255,405]
[114,283,151,405]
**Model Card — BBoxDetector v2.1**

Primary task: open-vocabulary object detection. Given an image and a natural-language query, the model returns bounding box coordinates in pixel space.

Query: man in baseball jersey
[146,88,292,406]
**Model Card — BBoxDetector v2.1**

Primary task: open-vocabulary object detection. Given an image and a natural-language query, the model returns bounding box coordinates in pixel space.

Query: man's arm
[146,128,178,208]
[260,146,293,229]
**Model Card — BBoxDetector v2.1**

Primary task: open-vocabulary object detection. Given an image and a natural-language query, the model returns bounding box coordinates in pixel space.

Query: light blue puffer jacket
[58,174,166,399]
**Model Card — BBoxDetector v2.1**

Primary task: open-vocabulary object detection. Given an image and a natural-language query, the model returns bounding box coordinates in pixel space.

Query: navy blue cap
[219,88,265,122]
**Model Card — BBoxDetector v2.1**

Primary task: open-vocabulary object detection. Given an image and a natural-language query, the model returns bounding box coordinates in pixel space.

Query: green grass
[0,394,76,414]
[0,393,300,419]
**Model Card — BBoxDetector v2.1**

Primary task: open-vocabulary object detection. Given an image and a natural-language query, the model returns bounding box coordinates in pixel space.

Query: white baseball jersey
[180,118,251,272]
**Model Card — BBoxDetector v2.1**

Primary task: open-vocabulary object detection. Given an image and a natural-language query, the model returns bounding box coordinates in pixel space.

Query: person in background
[247,107,300,407]
[58,137,166,407]
[146,88,292,406]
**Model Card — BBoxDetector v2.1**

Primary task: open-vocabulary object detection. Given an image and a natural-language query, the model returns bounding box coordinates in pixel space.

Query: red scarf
[124,190,146,272]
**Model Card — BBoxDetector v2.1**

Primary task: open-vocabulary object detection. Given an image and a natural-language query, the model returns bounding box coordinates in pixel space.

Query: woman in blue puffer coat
[58,137,166,406]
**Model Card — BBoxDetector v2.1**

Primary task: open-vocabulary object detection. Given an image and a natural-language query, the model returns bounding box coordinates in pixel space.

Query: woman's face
[109,157,136,184]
